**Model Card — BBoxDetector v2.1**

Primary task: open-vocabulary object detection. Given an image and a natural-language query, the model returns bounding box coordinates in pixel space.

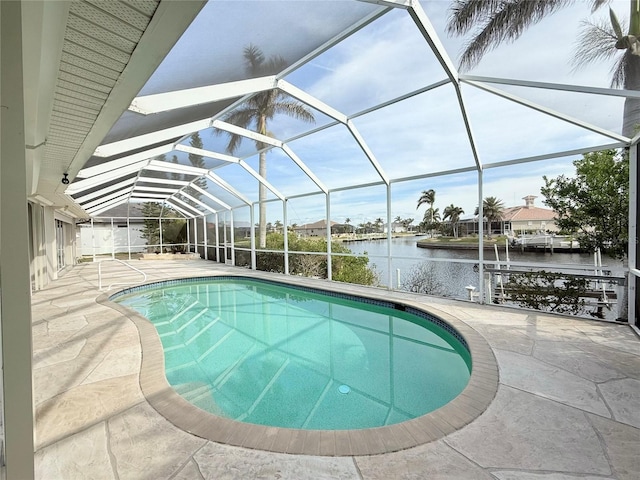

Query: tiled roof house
[502,195,558,235]
[292,220,338,237]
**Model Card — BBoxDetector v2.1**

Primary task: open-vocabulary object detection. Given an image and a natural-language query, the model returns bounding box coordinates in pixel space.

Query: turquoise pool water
[114,277,471,430]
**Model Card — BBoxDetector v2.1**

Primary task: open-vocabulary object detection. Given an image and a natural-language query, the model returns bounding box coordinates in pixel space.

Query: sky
[118,0,631,227]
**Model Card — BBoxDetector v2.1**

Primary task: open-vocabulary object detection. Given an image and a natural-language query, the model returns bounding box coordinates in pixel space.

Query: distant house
[384,221,406,234]
[292,220,338,237]
[501,195,558,235]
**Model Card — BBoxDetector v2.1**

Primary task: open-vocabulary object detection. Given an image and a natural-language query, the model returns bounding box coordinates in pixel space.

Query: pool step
[159,310,220,344]
[173,382,223,415]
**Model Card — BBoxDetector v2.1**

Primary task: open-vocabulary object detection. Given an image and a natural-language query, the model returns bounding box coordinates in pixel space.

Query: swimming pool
[106,273,498,455]
[114,276,470,429]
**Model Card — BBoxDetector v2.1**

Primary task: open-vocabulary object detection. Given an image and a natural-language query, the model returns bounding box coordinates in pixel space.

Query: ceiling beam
[129,76,278,114]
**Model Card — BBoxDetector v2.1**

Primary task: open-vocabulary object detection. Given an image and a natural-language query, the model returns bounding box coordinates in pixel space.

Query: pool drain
[338,384,350,394]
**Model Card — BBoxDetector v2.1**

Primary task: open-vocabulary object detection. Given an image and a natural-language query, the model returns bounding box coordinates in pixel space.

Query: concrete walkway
[33,260,640,479]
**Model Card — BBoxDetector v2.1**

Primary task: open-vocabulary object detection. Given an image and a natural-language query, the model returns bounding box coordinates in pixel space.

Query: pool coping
[98,272,499,456]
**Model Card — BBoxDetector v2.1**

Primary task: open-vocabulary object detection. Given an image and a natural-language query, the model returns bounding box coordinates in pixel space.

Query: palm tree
[475,196,505,238]
[417,189,436,237]
[447,0,640,137]
[375,217,384,233]
[422,207,441,234]
[217,44,315,248]
[443,204,465,238]
[402,217,414,232]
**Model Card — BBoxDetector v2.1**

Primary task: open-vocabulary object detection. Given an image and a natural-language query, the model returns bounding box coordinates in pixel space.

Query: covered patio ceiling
[28,0,637,220]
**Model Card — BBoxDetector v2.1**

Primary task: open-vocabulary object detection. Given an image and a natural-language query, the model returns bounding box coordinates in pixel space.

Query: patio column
[1,1,36,478]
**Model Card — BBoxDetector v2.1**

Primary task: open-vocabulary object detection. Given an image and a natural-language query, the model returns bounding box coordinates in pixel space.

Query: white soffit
[41,0,206,205]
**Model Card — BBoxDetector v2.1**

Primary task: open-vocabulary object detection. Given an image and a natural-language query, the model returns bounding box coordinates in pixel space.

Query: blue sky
[135,0,630,226]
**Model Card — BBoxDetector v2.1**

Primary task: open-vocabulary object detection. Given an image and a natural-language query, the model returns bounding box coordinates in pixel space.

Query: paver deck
[33,260,640,479]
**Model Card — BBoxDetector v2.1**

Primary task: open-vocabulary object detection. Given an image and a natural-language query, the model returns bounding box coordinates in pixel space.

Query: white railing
[98,258,147,291]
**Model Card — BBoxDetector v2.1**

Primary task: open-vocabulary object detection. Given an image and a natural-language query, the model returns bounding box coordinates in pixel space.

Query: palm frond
[610,50,629,88]
[446,0,504,36]
[609,7,623,39]
[571,19,619,71]
[272,100,316,123]
[452,0,573,70]
[215,107,257,154]
[243,44,265,75]
[264,55,289,75]
[591,0,611,13]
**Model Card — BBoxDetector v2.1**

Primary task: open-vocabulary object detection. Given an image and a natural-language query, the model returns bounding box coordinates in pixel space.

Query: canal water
[344,235,625,318]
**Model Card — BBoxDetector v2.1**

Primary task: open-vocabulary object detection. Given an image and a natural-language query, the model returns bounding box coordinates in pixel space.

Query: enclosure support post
[326,194,331,280]
[127,217,131,260]
[203,215,208,260]
[284,200,290,276]
[229,210,235,266]
[111,217,115,259]
[193,217,198,254]
[186,218,191,253]
[250,206,256,269]
[223,212,228,263]
[91,217,96,262]
[629,143,637,325]
[386,184,392,289]
[215,212,220,263]
[478,169,485,303]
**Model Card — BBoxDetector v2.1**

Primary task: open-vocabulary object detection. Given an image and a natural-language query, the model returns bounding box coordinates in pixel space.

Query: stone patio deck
[33,260,640,479]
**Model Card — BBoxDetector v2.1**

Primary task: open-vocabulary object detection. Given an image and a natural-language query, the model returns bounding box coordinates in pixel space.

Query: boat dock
[511,234,581,253]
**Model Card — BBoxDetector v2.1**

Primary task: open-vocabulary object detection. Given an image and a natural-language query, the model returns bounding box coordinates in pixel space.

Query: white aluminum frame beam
[206,171,251,205]
[178,191,218,214]
[85,194,130,215]
[212,119,283,147]
[77,144,174,178]
[65,160,148,195]
[358,0,412,8]
[461,74,640,99]
[175,144,240,163]
[346,120,390,184]
[190,183,234,210]
[131,192,172,200]
[465,79,629,143]
[407,1,458,83]
[278,5,390,80]
[73,176,137,204]
[137,176,190,186]
[170,196,204,217]
[278,80,348,123]
[281,144,327,193]
[483,142,627,170]
[165,199,196,218]
[82,187,133,210]
[129,76,278,115]
[94,119,213,157]
[146,159,208,176]
[88,199,131,217]
[237,159,285,201]
[407,1,482,171]
[133,185,178,194]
